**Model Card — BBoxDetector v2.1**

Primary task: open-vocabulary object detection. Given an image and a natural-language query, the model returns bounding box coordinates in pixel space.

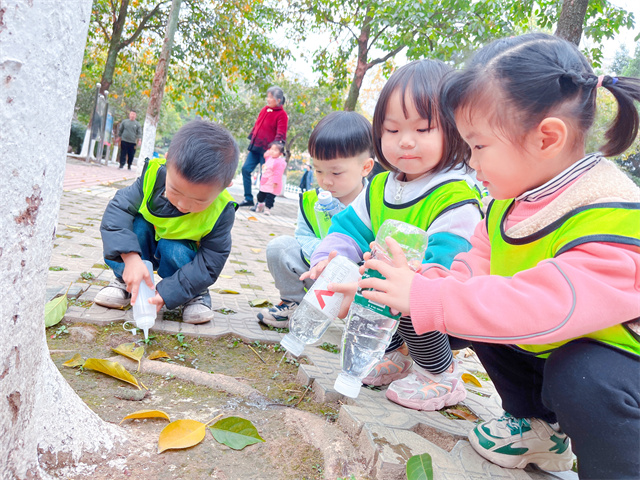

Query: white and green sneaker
[469,412,573,472]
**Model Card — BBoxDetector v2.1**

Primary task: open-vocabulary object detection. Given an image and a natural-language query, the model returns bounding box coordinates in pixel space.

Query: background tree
[0,1,126,476]
[555,0,590,45]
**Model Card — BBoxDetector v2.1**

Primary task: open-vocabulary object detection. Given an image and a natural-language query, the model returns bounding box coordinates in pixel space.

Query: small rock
[69,325,97,343]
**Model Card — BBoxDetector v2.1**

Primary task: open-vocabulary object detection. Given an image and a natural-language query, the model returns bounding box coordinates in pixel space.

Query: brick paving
[48,158,578,480]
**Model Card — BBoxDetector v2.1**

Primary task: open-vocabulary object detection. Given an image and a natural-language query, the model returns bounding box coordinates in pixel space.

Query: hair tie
[612,77,619,85]
[596,75,605,88]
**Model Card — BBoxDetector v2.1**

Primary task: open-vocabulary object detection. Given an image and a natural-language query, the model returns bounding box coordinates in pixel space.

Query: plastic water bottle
[334,220,429,398]
[132,260,157,340]
[314,191,343,238]
[280,255,360,357]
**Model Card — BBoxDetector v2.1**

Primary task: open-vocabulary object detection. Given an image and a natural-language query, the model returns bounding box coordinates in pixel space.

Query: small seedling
[227,337,242,348]
[141,334,156,345]
[270,372,280,380]
[318,342,339,354]
[175,353,186,362]
[285,357,300,367]
[173,333,191,350]
[48,266,67,271]
[80,272,95,280]
[52,325,68,339]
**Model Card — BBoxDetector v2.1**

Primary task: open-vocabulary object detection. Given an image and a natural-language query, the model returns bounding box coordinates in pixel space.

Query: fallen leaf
[250,248,262,253]
[406,453,433,480]
[461,373,482,387]
[444,408,479,422]
[112,343,145,369]
[62,353,84,368]
[247,216,258,221]
[215,308,236,315]
[211,288,239,295]
[248,299,272,308]
[148,350,170,360]
[158,419,206,453]
[121,409,170,424]
[45,294,68,327]
[209,416,264,450]
[219,274,233,279]
[269,233,275,236]
[83,358,141,389]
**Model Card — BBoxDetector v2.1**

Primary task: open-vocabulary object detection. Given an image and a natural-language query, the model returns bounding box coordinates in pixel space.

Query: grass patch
[49,266,68,271]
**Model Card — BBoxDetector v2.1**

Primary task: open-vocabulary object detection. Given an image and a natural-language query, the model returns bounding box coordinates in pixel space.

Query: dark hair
[372,59,469,174]
[267,86,286,106]
[441,32,640,157]
[269,141,285,155]
[166,119,239,187]
[308,111,374,161]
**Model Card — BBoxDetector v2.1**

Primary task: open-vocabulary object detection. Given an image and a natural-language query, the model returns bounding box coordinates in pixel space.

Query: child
[251,141,286,215]
[257,111,375,327]
[94,120,239,325]
[358,33,640,477]
[306,59,483,411]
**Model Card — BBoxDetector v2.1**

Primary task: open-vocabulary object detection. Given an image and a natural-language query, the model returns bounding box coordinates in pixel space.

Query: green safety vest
[487,199,640,357]
[300,188,322,239]
[367,172,482,234]
[139,158,237,242]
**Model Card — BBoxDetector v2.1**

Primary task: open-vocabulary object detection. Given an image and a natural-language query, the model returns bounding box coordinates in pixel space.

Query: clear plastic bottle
[314,191,343,238]
[334,220,429,398]
[280,255,360,357]
[132,260,157,340]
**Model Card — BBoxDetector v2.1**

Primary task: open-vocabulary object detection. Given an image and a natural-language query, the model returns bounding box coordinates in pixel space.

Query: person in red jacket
[239,86,289,207]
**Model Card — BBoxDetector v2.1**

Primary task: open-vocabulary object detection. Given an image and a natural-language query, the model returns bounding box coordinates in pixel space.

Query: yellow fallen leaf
[247,216,258,221]
[112,343,145,372]
[158,419,206,453]
[148,350,170,360]
[250,248,262,253]
[461,373,482,387]
[62,353,84,368]
[212,288,239,294]
[219,274,233,279]
[445,408,479,422]
[249,298,272,308]
[121,409,171,424]
[83,358,141,389]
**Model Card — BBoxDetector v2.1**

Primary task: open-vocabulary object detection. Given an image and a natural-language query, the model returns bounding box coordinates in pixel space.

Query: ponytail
[599,76,640,157]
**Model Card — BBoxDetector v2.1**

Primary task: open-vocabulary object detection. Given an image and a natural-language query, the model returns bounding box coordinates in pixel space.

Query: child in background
[251,141,287,215]
[358,33,640,477]
[95,120,239,325]
[306,60,483,411]
[257,111,375,327]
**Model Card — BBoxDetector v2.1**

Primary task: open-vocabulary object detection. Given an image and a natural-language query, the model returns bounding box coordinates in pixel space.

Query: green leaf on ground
[45,294,68,327]
[209,416,264,450]
[248,299,272,308]
[406,453,433,480]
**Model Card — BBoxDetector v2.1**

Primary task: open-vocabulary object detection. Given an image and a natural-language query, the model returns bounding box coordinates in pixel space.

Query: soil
[46,321,369,480]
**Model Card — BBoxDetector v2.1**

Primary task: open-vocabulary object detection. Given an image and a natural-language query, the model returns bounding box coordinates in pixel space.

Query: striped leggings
[386,316,469,374]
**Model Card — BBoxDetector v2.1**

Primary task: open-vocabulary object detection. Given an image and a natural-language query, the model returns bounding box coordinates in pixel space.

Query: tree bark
[99,0,131,94]
[555,0,589,46]
[343,15,373,111]
[138,0,182,167]
[0,1,126,478]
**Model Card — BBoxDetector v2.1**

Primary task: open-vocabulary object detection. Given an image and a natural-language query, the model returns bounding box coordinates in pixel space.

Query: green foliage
[406,453,433,480]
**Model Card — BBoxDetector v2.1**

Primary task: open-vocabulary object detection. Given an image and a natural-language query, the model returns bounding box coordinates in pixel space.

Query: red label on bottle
[314,289,335,309]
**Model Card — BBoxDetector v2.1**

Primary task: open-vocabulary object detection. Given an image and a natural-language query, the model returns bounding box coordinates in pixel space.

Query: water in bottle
[314,191,343,238]
[132,260,157,340]
[280,255,360,357]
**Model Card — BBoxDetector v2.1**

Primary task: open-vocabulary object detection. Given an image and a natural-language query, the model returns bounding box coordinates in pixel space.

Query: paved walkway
[48,158,578,480]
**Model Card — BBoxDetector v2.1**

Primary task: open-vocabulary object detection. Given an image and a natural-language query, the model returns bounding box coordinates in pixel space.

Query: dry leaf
[248,298,272,308]
[148,350,170,360]
[247,216,258,221]
[212,288,239,295]
[62,353,84,368]
[83,358,141,389]
[158,419,206,453]
[121,409,171,424]
[112,343,145,372]
[445,408,479,422]
[250,248,262,253]
[461,373,482,387]
[219,274,233,279]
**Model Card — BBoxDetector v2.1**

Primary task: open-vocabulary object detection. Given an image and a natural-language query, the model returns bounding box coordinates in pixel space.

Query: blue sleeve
[327,206,375,255]
[423,232,472,268]
[294,207,321,260]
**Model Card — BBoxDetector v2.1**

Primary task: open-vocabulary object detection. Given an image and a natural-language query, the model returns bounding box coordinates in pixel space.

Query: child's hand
[121,253,154,305]
[148,292,165,313]
[327,281,358,319]
[299,251,338,281]
[359,237,414,316]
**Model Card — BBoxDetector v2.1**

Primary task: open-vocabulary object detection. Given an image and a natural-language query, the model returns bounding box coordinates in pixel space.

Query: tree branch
[366,24,389,54]
[118,1,167,49]
[95,14,112,43]
[367,44,406,68]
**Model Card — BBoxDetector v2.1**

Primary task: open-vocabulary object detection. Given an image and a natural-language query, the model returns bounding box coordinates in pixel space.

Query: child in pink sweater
[252,141,286,215]
[352,33,640,478]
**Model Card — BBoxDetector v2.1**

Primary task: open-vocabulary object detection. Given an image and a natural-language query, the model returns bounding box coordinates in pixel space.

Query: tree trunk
[99,0,131,94]
[0,2,126,478]
[343,16,372,111]
[138,0,182,167]
[555,0,589,46]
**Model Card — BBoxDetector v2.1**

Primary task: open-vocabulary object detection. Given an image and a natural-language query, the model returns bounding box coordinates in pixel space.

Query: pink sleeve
[410,241,640,345]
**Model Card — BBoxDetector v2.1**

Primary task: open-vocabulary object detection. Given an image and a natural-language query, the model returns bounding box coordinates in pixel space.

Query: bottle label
[353,269,401,319]
[305,258,360,317]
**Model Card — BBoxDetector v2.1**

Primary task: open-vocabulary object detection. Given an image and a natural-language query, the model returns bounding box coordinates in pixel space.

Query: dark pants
[472,339,640,479]
[257,191,276,209]
[241,150,265,202]
[119,140,136,168]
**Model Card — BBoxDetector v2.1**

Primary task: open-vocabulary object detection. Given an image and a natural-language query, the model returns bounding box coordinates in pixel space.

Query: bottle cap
[333,373,362,398]
[317,190,333,205]
[280,333,306,357]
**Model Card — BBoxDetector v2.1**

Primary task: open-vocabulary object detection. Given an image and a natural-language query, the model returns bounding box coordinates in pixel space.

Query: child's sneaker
[182,293,214,324]
[362,350,413,386]
[385,360,466,411]
[264,207,271,216]
[257,300,298,328]
[251,202,265,213]
[469,412,573,471]
[94,277,131,308]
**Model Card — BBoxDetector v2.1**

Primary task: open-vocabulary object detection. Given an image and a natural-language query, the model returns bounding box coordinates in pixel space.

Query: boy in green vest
[94,120,239,324]
[257,112,375,327]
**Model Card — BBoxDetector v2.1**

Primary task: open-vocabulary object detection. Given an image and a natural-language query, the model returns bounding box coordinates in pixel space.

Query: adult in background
[238,86,288,207]
[118,110,142,170]
[299,164,313,192]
